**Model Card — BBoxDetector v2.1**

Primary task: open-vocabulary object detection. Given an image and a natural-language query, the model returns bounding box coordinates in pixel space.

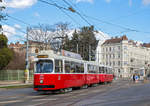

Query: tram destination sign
[61,50,82,60]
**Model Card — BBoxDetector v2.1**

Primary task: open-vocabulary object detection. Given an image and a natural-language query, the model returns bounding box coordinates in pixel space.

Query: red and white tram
[33,50,114,91]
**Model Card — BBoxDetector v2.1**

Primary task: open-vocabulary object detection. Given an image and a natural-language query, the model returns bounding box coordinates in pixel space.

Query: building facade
[8,41,51,67]
[99,35,150,78]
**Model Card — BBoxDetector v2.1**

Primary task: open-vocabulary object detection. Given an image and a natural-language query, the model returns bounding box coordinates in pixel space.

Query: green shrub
[0,48,13,70]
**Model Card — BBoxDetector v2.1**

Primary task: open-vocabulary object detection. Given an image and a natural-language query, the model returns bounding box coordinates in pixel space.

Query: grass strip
[0,84,33,89]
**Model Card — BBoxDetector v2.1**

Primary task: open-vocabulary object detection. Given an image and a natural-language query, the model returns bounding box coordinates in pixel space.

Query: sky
[1,0,150,43]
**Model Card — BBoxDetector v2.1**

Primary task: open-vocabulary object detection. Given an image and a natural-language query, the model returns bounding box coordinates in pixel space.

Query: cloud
[76,0,94,3]
[1,0,37,8]
[2,25,16,38]
[2,25,25,42]
[105,0,111,3]
[34,12,40,17]
[142,0,150,5]
[14,24,21,29]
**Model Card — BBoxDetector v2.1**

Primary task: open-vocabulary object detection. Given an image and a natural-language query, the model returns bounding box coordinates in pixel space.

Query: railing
[0,70,33,81]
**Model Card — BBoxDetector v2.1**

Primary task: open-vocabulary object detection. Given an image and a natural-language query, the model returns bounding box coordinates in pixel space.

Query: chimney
[122,35,128,40]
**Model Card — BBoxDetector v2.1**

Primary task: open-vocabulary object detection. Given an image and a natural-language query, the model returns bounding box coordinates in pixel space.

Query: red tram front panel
[34,74,86,91]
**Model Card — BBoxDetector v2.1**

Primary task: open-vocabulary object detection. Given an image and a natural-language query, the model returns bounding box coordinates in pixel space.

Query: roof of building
[8,42,24,48]
[28,40,44,45]
[142,43,150,48]
[102,35,128,45]
[102,35,150,48]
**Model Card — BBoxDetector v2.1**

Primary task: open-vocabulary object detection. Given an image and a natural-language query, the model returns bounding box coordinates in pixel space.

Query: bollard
[24,69,29,83]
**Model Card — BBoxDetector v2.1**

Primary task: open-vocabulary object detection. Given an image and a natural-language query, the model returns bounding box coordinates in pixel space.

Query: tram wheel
[81,85,88,89]
[92,84,98,87]
[68,88,73,92]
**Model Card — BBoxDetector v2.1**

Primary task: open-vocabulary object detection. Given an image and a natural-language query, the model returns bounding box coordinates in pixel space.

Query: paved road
[0,80,150,106]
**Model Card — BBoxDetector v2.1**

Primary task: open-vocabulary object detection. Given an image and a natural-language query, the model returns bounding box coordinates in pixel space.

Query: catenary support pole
[25,27,29,83]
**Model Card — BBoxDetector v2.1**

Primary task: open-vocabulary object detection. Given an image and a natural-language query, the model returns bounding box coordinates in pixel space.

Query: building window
[118,53,120,58]
[102,54,104,59]
[109,47,111,51]
[130,58,134,62]
[109,54,111,58]
[118,46,120,50]
[106,62,108,65]
[113,61,115,66]
[124,46,127,50]
[124,61,127,65]
[109,62,111,66]
[118,69,120,73]
[113,54,115,58]
[145,61,148,64]
[118,61,121,66]
[113,47,115,51]
[106,47,108,52]
[106,54,108,59]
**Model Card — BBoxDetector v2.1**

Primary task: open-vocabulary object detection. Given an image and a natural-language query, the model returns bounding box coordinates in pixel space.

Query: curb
[0,83,33,89]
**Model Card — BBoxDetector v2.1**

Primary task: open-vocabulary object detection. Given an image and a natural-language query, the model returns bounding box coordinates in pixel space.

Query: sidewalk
[0,81,33,87]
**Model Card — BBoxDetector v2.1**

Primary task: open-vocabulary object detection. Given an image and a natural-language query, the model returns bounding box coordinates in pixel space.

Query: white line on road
[32,98,57,101]
[26,95,47,98]
[0,100,23,104]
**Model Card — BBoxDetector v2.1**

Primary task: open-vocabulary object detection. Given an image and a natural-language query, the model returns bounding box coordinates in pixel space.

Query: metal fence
[0,70,34,81]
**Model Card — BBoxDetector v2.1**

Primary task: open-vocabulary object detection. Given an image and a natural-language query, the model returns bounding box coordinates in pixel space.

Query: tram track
[38,81,123,106]
[66,80,148,106]
[0,79,147,106]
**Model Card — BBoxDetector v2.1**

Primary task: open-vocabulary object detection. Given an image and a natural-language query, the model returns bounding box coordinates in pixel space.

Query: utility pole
[77,43,79,54]
[89,45,91,61]
[25,27,29,83]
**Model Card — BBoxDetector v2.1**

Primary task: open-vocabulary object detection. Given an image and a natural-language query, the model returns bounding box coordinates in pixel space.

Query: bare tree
[28,22,70,51]
[53,22,70,50]
[28,24,56,50]
[55,22,70,37]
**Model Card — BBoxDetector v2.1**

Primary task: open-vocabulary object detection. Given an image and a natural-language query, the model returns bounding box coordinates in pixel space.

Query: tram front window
[36,60,53,73]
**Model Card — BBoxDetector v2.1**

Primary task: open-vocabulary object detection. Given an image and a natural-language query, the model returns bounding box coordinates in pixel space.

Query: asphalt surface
[0,80,150,106]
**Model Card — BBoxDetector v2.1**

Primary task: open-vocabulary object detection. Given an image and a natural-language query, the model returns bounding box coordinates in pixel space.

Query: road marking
[32,98,57,101]
[91,90,101,93]
[79,93,87,96]
[28,102,47,106]
[0,100,23,104]
[54,94,72,97]
[26,95,47,98]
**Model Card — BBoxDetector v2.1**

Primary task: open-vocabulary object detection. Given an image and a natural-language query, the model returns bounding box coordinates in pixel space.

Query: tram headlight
[40,80,43,84]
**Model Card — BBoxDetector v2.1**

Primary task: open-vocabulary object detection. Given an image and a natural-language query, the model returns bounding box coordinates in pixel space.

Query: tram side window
[88,64,96,73]
[70,62,84,73]
[71,62,75,73]
[93,66,98,73]
[99,67,103,73]
[96,66,99,73]
[80,63,84,73]
[65,61,71,73]
[101,67,105,73]
[88,65,91,73]
[105,67,108,74]
[109,68,112,74]
[55,60,63,73]
[108,68,110,74]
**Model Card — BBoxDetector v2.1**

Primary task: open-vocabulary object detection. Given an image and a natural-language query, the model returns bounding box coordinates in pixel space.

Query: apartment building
[99,35,150,78]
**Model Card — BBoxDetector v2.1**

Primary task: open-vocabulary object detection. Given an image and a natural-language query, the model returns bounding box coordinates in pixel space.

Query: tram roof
[36,50,110,67]
[37,50,85,63]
